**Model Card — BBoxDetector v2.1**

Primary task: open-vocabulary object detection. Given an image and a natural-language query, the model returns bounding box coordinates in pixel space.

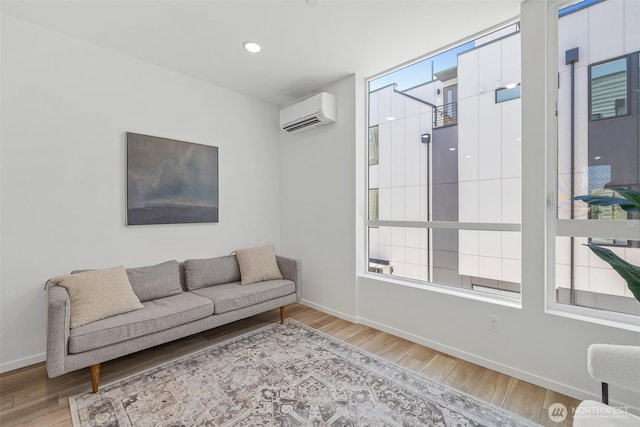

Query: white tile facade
[456,32,523,287]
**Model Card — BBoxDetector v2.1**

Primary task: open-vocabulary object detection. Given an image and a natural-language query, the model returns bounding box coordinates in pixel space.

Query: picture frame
[126,132,218,225]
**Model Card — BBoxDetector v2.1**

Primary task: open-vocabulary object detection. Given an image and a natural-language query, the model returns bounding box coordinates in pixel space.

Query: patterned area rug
[70,320,538,426]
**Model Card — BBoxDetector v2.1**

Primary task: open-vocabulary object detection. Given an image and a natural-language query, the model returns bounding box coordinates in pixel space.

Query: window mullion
[369,220,521,232]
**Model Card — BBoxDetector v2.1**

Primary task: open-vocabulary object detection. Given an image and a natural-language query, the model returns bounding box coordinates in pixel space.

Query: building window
[554,0,640,322]
[369,126,379,166]
[367,23,521,300]
[590,57,628,120]
[495,84,521,103]
[369,189,379,221]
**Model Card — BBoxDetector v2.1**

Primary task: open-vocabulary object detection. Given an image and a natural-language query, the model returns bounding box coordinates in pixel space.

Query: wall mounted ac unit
[280,92,336,134]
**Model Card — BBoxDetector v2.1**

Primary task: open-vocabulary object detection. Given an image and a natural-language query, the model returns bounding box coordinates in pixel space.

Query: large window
[553,0,640,322]
[367,23,522,300]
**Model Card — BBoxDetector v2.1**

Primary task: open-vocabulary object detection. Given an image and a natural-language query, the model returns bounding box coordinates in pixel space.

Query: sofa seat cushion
[68,293,213,353]
[191,280,295,314]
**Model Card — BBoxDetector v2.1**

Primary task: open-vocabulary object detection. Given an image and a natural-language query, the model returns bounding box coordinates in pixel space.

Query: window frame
[364,19,524,307]
[545,0,640,331]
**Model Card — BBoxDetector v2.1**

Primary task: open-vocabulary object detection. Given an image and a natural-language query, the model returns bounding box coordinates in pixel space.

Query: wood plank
[0,395,13,411]
[396,345,438,373]
[357,331,399,354]
[502,379,547,422]
[0,363,48,396]
[16,405,71,427]
[375,337,416,363]
[298,311,333,330]
[322,321,369,341]
[419,353,459,383]
[538,390,581,427]
[0,393,60,427]
[469,368,514,407]
[343,327,385,347]
[442,360,486,394]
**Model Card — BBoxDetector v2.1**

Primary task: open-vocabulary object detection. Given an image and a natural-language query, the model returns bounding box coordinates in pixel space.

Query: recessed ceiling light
[386,116,395,121]
[465,155,472,159]
[243,41,261,53]
[594,156,602,160]
[449,147,456,151]
[505,83,518,89]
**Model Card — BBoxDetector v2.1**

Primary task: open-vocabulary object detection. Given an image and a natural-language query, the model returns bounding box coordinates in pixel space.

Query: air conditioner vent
[280,92,336,134]
[283,116,322,133]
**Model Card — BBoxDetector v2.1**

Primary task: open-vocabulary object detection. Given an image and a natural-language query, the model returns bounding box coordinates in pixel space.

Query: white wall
[0,15,282,371]
[280,75,362,321]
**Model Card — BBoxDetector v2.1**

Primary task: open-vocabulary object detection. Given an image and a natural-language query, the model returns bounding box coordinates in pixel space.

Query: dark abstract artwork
[126,133,218,225]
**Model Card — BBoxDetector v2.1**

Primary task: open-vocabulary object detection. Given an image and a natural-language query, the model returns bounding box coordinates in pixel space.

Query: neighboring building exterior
[368,0,640,314]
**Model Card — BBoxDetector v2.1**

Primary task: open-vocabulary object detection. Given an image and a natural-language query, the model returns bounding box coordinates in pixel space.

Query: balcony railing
[433,102,458,128]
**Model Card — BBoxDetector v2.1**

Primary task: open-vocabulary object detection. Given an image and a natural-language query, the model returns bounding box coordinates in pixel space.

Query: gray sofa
[46,254,301,392]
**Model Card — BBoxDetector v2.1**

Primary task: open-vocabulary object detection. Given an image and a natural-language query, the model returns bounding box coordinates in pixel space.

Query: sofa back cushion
[127,260,183,302]
[184,255,241,290]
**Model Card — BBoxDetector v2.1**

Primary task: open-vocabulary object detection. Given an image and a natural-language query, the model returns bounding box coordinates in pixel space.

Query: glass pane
[555,236,640,316]
[556,0,640,317]
[368,226,521,295]
[367,23,521,294]
[369,226,426,279]
[495,85,521,103]
[368,126,379,166]
[590,58,627,120]
[557,5,638,221]
[368,189,379,221]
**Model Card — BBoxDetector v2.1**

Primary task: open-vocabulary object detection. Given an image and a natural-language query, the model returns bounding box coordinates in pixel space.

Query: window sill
[546,303,640,333]
[359,272,523,309]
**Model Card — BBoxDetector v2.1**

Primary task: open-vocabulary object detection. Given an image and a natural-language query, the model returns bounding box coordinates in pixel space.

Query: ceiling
[1,0,523,106]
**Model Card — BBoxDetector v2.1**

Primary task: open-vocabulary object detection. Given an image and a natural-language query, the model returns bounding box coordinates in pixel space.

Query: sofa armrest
[588,344,640,394]
[46,284,70,378]
[276,256,302,302]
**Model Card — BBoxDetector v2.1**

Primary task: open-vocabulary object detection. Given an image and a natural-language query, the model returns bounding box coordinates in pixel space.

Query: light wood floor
[0,304,581,426]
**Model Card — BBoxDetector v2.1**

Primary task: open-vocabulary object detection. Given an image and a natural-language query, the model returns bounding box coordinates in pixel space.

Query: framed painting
[126,132,218,225]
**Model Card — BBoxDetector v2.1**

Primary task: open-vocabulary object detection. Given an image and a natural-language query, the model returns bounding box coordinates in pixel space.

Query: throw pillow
[234,245,283,285]
[49,265,144,328]
[127,260,183,302]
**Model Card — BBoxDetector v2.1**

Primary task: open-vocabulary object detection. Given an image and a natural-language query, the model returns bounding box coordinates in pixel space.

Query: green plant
[573,188,640,302]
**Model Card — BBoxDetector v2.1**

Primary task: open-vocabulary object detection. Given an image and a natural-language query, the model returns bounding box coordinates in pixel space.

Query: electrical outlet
[488,315,501,333]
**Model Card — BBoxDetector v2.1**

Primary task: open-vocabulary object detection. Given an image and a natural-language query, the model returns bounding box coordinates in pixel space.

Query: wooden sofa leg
[90,364,100,393]
[280,306,285,324]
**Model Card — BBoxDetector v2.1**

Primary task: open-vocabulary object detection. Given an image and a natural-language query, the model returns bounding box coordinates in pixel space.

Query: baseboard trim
[0,352,46,374]
[299,299,358,323]
[357,316,639,413]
